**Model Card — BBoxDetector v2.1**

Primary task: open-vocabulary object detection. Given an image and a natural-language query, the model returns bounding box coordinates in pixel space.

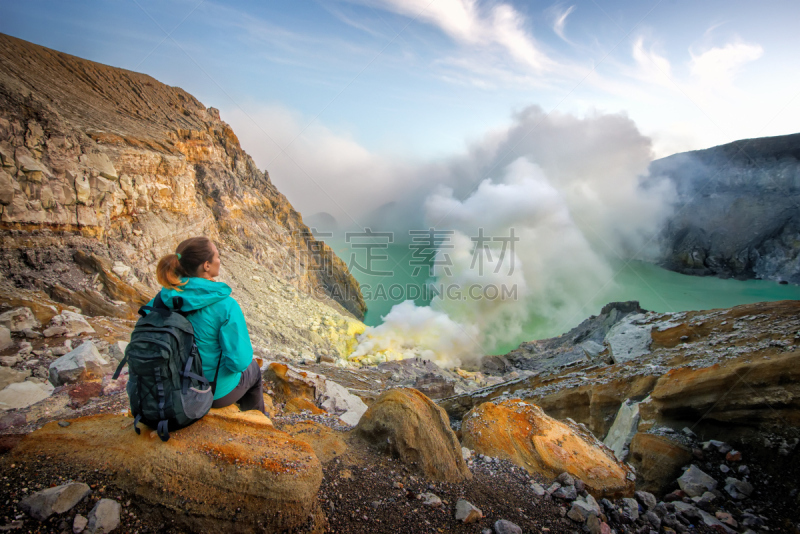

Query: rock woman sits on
[152,236,265,414]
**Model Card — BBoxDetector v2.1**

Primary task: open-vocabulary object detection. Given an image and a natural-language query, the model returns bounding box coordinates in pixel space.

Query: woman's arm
[218,298,254,373]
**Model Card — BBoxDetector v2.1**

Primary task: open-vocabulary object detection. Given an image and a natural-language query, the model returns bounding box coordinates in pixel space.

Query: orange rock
[648,352,800,429]
[10,408,323,533]
[461,400,633,498]
[264,363,319,403]
[284,396,326,415]
[628,433,692,495]
[284,420,347,463]
[356,388,471,482]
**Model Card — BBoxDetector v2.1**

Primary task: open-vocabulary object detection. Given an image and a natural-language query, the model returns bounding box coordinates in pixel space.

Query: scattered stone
[48,341,112,386]
[663,489,686,502]
[635,490,657,511]
[738,465,750,476]
[493,519,522,534]
[86,498,120,533]
[715,511,738,528]
[553,485,577,500]
[101,372,127,396]
[0,366,29,391]
[546,482,561,494]
[47,311,95,337]
[43,325,68,337]
[645,510,661,530]
[693,491,716,508]
[0,307,40,333]
[681,427,696,437]
[0,380,54,411]
[557,472,575,486]
[697,509,735,533]
[21,328,42,339]
[620,498,639,521]
[586,514,601,534]
[530,483,546,497]
[461,447,471,461]
[106,341,128,363]
[0,356,20,367]
[719,464,730,474]
[73,514,88,533]
[418,493,442,507]
[726,450,742,462]
[724,477,753,499]
[18,342,32,355]
[0,326,12,351]
[454,499,482,523]
[18,482,91,520]
[677,465,717,497]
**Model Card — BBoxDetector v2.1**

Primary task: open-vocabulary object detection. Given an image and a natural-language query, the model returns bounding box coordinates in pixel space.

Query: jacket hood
[160,277,232,311]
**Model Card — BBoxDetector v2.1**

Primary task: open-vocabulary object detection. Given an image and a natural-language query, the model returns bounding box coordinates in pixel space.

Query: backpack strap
[154,366,170,442]
[112,354,128,380]
[138,292,171,318]
[180,344,211,395]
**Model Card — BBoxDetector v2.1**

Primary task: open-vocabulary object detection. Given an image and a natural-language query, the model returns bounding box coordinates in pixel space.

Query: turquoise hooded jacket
[147,277,253,400]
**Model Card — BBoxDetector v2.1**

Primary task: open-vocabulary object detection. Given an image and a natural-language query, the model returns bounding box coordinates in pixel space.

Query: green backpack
[113,293,220,441]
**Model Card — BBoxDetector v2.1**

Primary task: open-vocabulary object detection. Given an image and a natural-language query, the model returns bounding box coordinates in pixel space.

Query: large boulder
[10,406,324,533]
[0,307,40,333]
[628,433,693,495]
[356,388,471,482]
[461,400,634,498]
[48,341,112,386]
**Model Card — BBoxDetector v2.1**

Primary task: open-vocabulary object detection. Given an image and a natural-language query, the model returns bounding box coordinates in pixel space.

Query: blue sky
[3,0,800,226]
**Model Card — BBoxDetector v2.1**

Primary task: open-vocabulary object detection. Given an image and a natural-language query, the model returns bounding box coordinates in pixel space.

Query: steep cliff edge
[0,33,365,322]
[651,132,800,283]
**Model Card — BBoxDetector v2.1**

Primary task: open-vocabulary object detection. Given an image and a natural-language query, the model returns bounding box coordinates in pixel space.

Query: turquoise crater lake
[326,239,800,355]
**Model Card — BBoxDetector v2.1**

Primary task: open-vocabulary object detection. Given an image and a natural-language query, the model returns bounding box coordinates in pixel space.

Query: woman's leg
[211,360,265,414]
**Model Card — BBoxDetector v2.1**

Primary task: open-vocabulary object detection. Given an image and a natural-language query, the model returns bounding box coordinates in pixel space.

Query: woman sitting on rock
[153,236,265,414]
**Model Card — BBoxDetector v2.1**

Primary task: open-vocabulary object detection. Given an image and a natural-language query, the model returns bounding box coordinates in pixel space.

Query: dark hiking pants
[211,360,266,414]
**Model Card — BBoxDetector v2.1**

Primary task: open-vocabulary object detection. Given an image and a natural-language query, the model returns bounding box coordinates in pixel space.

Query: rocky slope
[1,298,799,532]
[651,133,800,283]
[0,33,366,329]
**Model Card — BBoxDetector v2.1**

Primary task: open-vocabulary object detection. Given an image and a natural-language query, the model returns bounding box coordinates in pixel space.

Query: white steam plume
[345,108,675,369]
[227,103,675,368]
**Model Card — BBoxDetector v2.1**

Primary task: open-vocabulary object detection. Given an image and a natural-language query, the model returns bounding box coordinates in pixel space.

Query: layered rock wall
[651,133,800,283]
[0,33,365,321]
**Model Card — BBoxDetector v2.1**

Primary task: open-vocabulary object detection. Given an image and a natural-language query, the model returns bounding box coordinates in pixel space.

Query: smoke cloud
[229,104,676,368]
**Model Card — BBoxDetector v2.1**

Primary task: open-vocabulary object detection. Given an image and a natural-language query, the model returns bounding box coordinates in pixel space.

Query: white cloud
[366,0,554,71]
[689,41,763,93]
[551,4,575,42]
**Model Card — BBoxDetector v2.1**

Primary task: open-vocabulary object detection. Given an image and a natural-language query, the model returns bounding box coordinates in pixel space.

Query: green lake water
[326,239,800,354]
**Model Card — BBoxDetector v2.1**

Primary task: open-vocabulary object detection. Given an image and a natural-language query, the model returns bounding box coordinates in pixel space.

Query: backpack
[113,293,221,441]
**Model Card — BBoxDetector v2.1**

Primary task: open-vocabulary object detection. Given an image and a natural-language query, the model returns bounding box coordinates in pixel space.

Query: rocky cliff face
[0,33,365,323]
[651,133,800,283]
